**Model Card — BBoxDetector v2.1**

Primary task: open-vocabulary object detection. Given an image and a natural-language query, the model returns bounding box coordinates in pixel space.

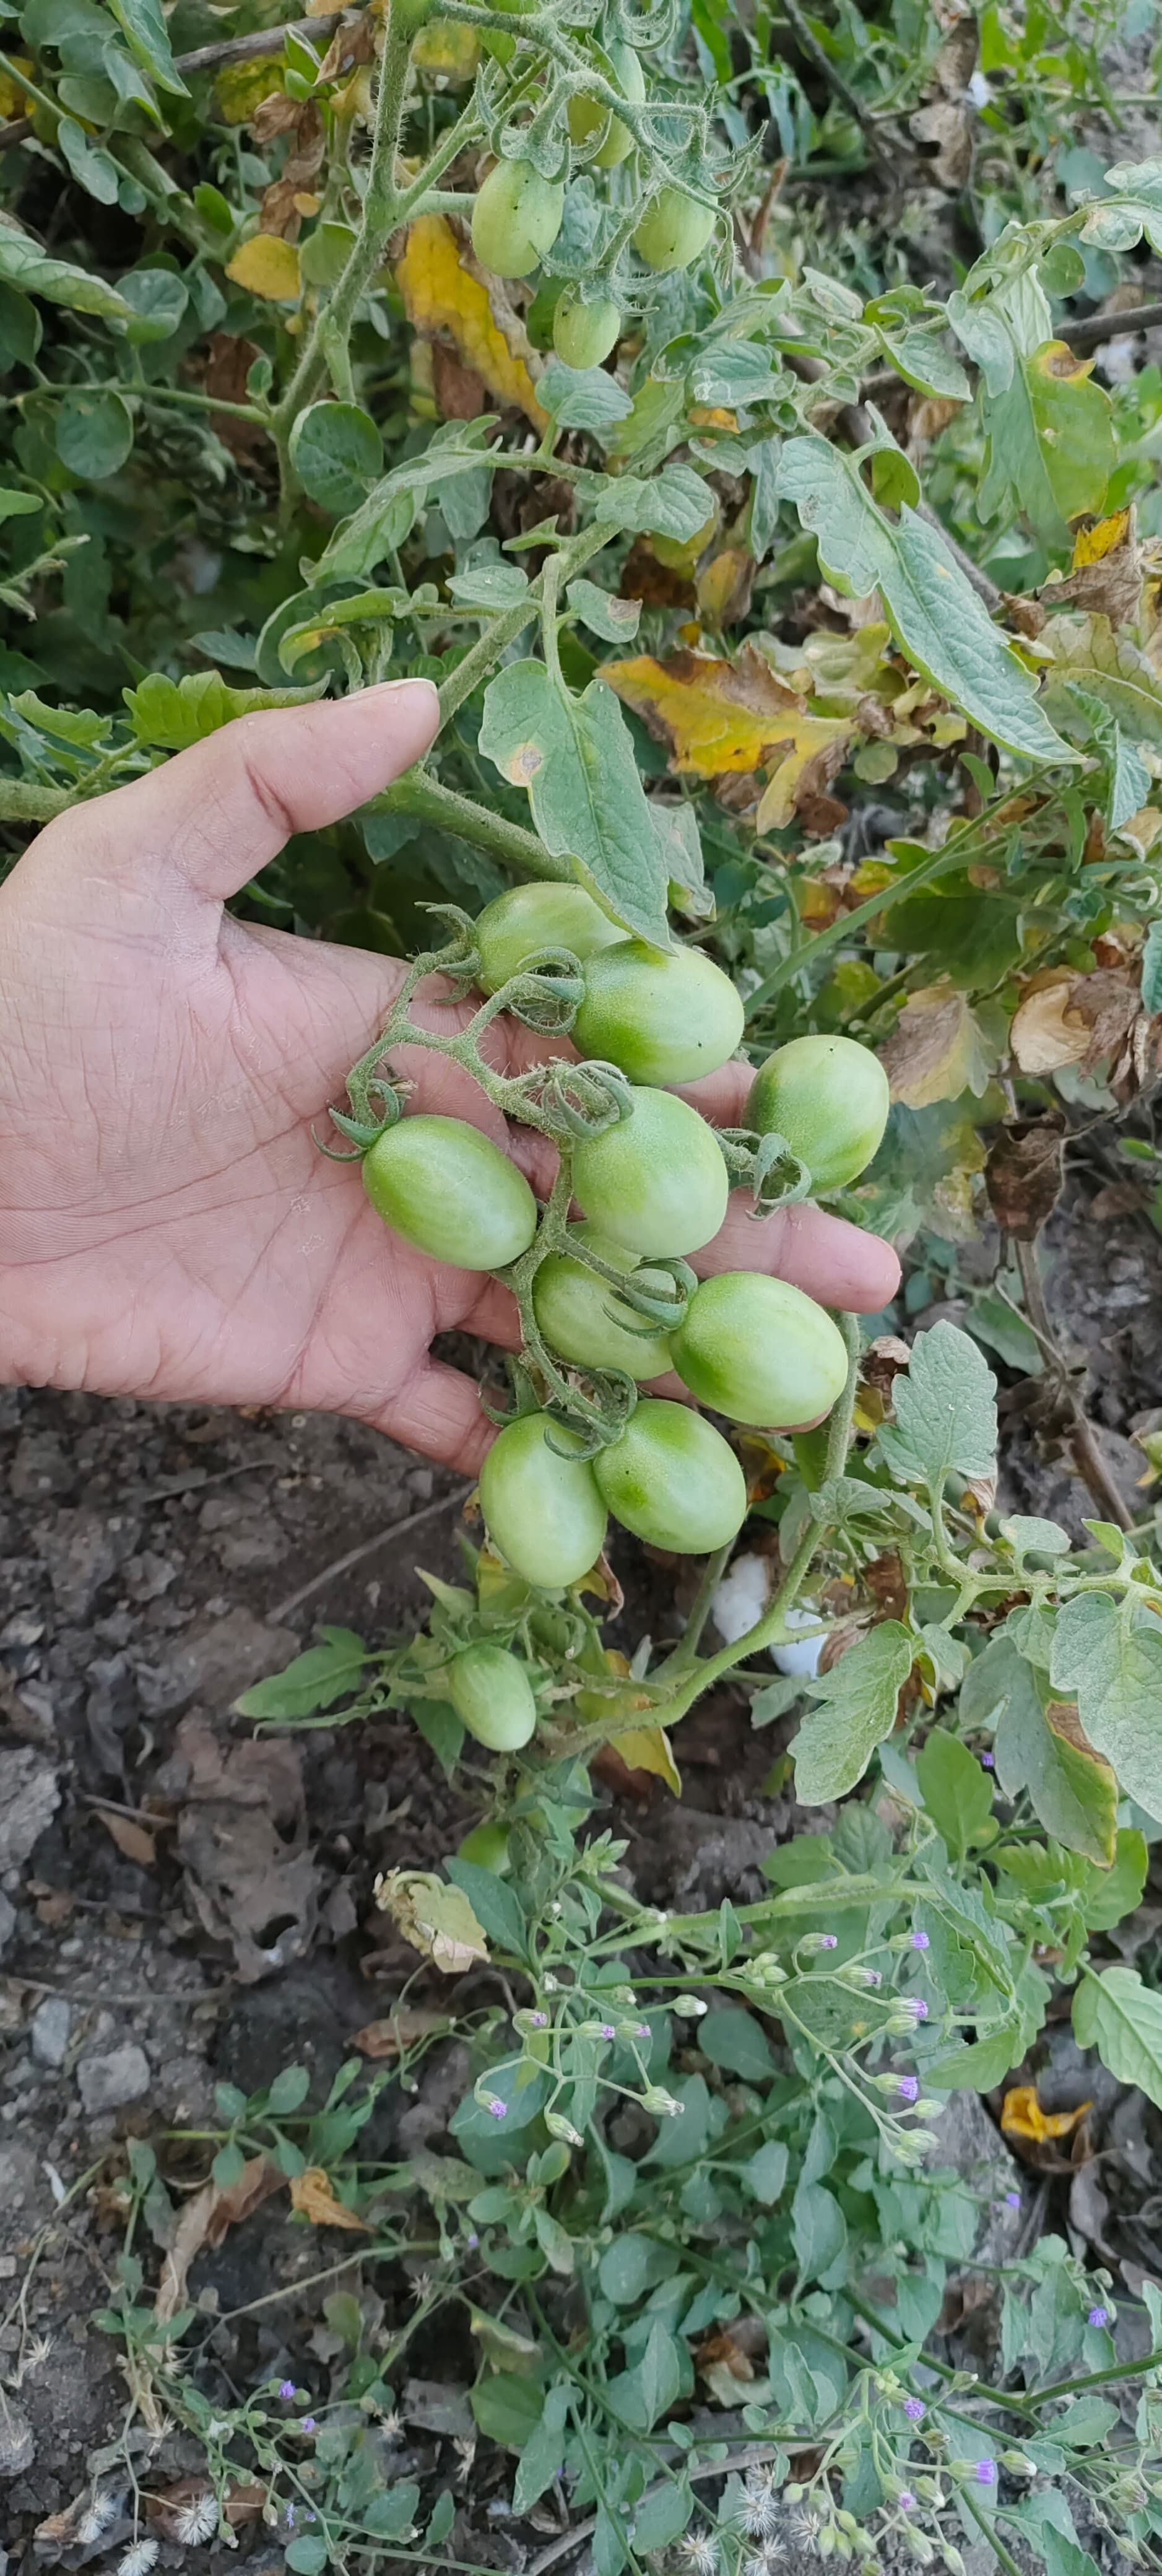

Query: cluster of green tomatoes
[468,33,718,372]
[356,881,890,1753]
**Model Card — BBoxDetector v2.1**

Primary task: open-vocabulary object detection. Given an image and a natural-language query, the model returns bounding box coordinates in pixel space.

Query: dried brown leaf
[290,2165,370,2231]
[155,2154,282,2323]
[352,2006,451,2060]
[985,1113,1066,1240]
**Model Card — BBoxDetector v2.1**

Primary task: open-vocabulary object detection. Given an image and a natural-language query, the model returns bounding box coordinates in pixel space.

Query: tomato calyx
[714,1123,813,1216]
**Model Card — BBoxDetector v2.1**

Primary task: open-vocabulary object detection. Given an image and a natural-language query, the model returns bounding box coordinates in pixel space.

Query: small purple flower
[599,2024,617,2039]
[634,2022,651,2037]
[465,2230,479,2249]
[300,2416,316,2435]
[904,2398,925,2422]
[278,2380,297,2401]
[976,2460,997,2487]
[898,2492,916,2512]
[285,2505,297,2528]
[1088,2304,1109,2328]
[980,1752,995,1770]
[1005,2190,1021,2209]
[898,2076,920,2105]
[912,1998,929,2021]
[820,1934,838,1950]
[529,2011,548,2029]
[910,1930,929,1951]
[487,2097,507,2120]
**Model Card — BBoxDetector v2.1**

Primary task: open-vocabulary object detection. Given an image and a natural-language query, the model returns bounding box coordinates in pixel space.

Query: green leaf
[953,279,1114,542]
[108,0,188,92]
[0,489,42,524]
[1050,1593,1162,1817]
[410,1699,465,1777]
[235,1629,369,1720]
[444,1857,526,1957]
[878,1320,997,1495]
[1082,1827,1148,1934]
[970,1633,1117,1865]
[285,2538,329,2575]
[924,2025,1021,2091]
[110,269,189,344]
[916,1729,994,1859]
[590,460,713,544]
[448,562,529,611]
[598,2231,679,2305]
[470,2371,546,2447]
[513,2383,568,2512]
[124,668,324,747]
[698,2006,776,2079]
[632,2482,693,2556]
[1044,613,1162,755]
[775,432,1070,764]
[566,578,641,645]
[1142,918,1162,1015]
[57,116,121,207]
[792,2178,847,2284]
[607,2319,683,2430]
[539,358,632,431]
[290,402,384,516]
[741,2139,789,2204]
[318,422,500,581]
[1073,1965,1162,2110]
[267,2062,311,2115]
[792,1622,914,1803]
[56,390,134,481]
[0,282,41,367]
[875,324,970,401]
[480,660,672,949]
[0,230,134,319]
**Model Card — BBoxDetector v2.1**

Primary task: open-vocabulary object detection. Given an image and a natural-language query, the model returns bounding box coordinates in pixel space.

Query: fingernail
[365,677,440,709]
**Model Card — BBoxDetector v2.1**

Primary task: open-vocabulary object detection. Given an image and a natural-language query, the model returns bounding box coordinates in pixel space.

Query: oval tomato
[572,1087,729,1258]
[479,1414,607,1588]
[457,1818,513,1871]
[532,1224,675,1380]
[566,39,645,168]
[632,186,716,273]
[471,158,565,279]
[573,938,744,1086]
[363,1115,537,1270]
[553,290,622,370]
[447,1643,537,1750]
[748,1033,890,1191]
[473,880,622,994]
[671,1271,849,1426]
[593,1398,747,1552]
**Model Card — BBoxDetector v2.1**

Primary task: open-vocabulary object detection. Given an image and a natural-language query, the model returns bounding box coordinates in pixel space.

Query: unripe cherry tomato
[363,1115,537,1270]
[594,1398,747,1552]
[471,159,565,279]
[473,880,622,993]
[572,938,744,1087]
[532,1224,675,1380]
[447,1643,537,1749]
[747,1034,891,1191]
[572,1086,729,1258]
[553,290,622,370]
[457,1818,513,1872]
[632,186,716,274]
[479,1414,607,1588]
[671,1271,849,1427]
[566,40,645,168]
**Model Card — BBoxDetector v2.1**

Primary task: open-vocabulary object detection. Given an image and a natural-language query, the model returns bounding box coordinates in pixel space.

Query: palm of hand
[0,691,898,1474]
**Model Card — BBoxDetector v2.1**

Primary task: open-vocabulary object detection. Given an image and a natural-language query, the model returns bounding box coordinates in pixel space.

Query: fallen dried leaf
[166,1715,319,1984]
[95,1808,156,1866]
[290,2165,370,2230]
[155,2154,282,2323]
[352,2006,451,2059]
[1001,2083,1092,2144]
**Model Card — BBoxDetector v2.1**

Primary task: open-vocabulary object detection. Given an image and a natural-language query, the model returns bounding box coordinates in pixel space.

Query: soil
[1,1179,1160,2562]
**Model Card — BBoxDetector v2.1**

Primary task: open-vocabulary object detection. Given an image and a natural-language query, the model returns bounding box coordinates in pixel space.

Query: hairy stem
[371,769,567,880]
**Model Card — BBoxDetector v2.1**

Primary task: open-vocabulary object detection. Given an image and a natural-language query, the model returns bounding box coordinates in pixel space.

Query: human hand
[0,688,900,1473]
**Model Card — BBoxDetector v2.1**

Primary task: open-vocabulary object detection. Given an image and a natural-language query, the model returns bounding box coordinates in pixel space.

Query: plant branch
[371,769,568,881]
[436,522,610,723]
[1012,1235,1134,1531]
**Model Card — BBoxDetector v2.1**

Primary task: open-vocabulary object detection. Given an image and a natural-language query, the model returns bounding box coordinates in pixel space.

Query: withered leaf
[290,2165,370,2230]
[985,1113,1066,1240]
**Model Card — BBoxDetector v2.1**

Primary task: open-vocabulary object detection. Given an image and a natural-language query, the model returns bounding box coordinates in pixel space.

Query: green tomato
[671,1271,849,1427]
[572,1086,729,1258]
[479,1414,608,1588]
[553,290,622,370]
[632,185,717,274]
[473,880,622,994]
[593,1398,747,1552]
[747,1033,891,1191]
[573,939,745,1087]
[566,39,645,168]
[447,1643,537,1750]
[363,1115,537,1270]
[457,1818,513,1872]
[471,158,565,279]
[532,1224,675,1380]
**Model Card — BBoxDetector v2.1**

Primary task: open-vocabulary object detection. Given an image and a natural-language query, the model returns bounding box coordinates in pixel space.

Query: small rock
[29,1997,71,2069]
[77,2041,151,2114]
[0,1894,15,1956]
[0,2395,34,2476]
[0,1748,59,1873]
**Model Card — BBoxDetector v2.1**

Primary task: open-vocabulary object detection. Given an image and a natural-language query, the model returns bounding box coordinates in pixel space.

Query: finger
[462,1276,524,1350]
[32,681,440,907]
[696,1196,900,1312]
[372,1357,496,1478]
[675,1058,753,1126]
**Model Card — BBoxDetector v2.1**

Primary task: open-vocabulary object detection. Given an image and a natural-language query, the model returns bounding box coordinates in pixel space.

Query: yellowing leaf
[375,1867,490,1974]
[396,214,545,430]
[601,643,853,827]
[214,56,284,123]
[1010,967,1088,1074]
[611,1724,682,1795]
[1000,2084,1091,2144]
[0,54,33,116]
[412,18,481,77]
[878,983,998,1108]
[225,233,301,303]
[290,2165,370,2230]
[1073,507,1133,568]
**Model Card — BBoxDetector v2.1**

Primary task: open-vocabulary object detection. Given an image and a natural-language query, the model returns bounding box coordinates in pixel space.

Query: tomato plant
[469,157,565,277]
[477,1412,607,1588]
[749,1035,892,1193]
[447,1642,538,1748]
[592,1396,748,1550]
[362,1114,537,1268]
[571,1086,731,1256]
[671,1270,851,1426]
[570,937,745,1086]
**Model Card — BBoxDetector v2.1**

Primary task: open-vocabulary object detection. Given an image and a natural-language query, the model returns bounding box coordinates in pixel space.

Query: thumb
[32,679,440,907]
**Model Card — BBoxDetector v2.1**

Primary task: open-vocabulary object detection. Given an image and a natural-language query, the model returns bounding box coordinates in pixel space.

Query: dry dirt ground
[1,1180,1160,2562]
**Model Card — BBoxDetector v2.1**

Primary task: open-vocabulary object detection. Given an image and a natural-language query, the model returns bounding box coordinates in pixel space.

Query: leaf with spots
[479,659,672,949]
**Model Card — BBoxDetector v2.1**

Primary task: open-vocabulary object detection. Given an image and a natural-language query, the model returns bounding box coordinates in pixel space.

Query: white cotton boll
[1101,334,1139,385]
[966,69,992,107]
[771,1608,826,1677]
[711,1552,771,1642]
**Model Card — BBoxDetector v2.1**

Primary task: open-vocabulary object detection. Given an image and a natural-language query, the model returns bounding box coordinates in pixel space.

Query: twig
[1012,1236,1134,1532]
[267,1485,469,1621]
[1062,298,1162,355]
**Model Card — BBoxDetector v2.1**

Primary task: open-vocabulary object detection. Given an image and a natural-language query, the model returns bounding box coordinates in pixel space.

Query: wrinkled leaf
[793,1622,914,1802]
